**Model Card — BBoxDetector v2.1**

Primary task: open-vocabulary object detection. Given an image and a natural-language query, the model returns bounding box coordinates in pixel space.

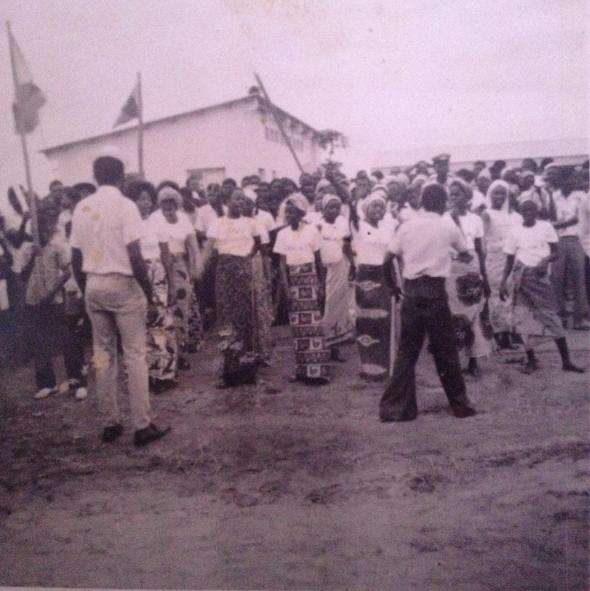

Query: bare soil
[0,327,588,590]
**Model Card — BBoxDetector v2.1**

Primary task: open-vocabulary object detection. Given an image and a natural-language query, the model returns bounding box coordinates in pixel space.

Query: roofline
[41,95,322,155]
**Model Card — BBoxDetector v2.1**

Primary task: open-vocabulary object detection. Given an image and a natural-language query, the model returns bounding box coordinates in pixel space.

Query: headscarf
[395,173,410,188]
[286,192,310,214]
[485,179,511,211]
[157,186,183,208]
[361,191,386,216]
[411,174,427,187]
[321,193,341,212]
[449,178,473,202]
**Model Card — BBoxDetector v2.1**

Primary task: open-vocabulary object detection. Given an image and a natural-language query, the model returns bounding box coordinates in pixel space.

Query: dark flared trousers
[380,277,472,420]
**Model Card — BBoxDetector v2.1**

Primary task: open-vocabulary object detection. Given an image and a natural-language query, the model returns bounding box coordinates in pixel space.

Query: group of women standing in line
[124,170,584,394]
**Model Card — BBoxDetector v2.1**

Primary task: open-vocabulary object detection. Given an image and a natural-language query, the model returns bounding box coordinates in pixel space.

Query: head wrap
[361,191,386,216]
[286,192,310,214]
[485,179,511,211]
[383,175,397,187]
[315,178,331,194]
[521,170,535,179]
[411,174,428,187]
[449,178,473,202]
[477,168,492,180]
[395,173,410,188]
[157,187,183,208]
[321,193,341,212]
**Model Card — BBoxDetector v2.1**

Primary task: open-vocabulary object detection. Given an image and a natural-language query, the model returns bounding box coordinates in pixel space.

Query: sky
[0,0,587,196]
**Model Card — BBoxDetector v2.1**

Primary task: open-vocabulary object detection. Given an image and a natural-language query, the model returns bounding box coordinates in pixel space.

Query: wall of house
[43,99,322,187]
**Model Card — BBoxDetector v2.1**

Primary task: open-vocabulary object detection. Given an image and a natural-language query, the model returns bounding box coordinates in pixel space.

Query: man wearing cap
[379,183,477,422]
[71,156,171,447]
[428,153,455,187]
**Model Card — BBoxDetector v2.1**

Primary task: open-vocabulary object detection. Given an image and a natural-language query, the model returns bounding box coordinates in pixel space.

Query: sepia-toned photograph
[0,1,588,589]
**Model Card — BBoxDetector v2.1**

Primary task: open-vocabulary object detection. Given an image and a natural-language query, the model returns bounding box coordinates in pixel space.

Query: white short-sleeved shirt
[138,215,167,260]
[273,224,321,266]
[70,185,142,276]
[353,219,396,265]
[553,190,584,237]
[389,210,467,280]
[150,209,194,255]
[254,210,276,245]
[398,205,420,224]
[195,204,221,235]
[318,216,350,264]
[504,220,559,267]
[579,192,590,257]
[207,216,259,256]
[444,211,484,251]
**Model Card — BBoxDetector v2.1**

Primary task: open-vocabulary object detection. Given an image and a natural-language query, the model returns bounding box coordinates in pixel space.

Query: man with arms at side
[380,183,477,422]
[71,156,170,446]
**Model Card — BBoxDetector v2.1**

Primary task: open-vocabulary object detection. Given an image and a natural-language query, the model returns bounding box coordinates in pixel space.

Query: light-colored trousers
[85,273,151,430]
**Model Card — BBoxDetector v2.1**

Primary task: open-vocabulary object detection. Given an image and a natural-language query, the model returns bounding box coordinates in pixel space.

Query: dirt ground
[0,326,588,591]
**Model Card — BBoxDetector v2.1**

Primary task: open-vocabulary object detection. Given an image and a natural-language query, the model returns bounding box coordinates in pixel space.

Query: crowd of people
[0,151,588,444]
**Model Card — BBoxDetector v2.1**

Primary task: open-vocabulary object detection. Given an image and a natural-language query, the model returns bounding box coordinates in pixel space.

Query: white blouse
[353,219,397,265]
[207,216,259,256]
[317,216,350,264]
[274,223,321,266]
[150,210,194,255]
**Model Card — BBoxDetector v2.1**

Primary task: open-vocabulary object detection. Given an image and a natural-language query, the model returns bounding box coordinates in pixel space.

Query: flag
[113,80,140,127]
[9,31,46,135]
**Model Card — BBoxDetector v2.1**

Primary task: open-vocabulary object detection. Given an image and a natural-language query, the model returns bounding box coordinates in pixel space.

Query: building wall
[44,99,322,186]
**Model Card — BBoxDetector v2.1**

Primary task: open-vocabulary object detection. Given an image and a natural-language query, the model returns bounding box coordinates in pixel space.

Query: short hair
[72,182,96,196]
[93,156,124,186]
[222,178,237,188]
[490,160,506,172]
[63,186,82,206]
[456,169,474,183]
[421,184,447,212]
[372,170,384,180]
[49,179,63,190]
[125,180,157,206]
[156,180,181,193]
[473,160,486,168]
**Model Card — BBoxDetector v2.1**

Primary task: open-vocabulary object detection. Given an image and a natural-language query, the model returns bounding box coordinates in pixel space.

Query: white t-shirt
[318,216,350,264]
[254,210,275,245]
[503,220,559,267]
[273,223,321,266]
[207,216,259,257]
[151,209,194,255]
[70,185,142,276]
[389,210,467,280]
[138,215,167,260]
[444,211,484,251]
[553,190,584,237]
[353,219,396,265]
[195,204,221,235]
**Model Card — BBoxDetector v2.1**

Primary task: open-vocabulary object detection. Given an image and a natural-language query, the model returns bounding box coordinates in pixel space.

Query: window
[264,126,304,151]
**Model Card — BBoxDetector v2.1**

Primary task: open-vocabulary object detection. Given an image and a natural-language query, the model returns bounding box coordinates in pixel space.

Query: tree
[318,129,349,176]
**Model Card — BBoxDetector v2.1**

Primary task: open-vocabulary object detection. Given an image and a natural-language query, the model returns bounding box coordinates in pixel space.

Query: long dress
[445,213,493,361]
[318,217,355,348]
[352,219,396,381]
[483,208,522,334]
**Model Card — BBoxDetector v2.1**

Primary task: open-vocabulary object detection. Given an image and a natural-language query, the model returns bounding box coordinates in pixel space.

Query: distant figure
[71,156,170,447]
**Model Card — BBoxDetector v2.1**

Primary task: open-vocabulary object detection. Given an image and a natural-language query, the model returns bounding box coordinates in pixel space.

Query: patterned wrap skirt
[323,258,355,348]
[511,261,564,340]
[355,264,392,381]
[170,254,193,353]
[486,247,513,334]
[447,254,493,360]
[216,254,255,353]
[145,258,177,381]
[252,253,273,362]
[287,262,331,381]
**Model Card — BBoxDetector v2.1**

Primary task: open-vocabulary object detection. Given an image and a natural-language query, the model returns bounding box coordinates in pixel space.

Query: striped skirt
[287,262,330,382]
[323,258,355,348]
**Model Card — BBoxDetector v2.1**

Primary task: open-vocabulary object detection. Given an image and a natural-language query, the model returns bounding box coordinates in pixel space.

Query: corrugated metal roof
[41,95,321,155]
[373,137,588,168]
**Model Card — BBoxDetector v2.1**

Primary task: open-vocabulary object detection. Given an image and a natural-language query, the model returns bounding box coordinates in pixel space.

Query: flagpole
[137,71,144,179]
[6,21,39,247]
[254,73,304,175]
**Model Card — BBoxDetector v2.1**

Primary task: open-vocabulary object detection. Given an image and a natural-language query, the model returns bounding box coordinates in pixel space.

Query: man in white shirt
[550,168,589,329]
[71,156,170,447]
[379,183,477,422]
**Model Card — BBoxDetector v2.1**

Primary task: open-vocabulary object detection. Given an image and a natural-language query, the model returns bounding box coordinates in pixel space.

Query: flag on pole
[9,31,46,135]
[113,80,140,127]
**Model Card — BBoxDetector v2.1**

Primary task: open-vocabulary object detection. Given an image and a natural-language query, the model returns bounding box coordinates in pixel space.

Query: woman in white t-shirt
[481,180,522,350]
[351,192,398,382]
[207,189,261,386]
[500,199,584,374]
[274,193,330,384]
[127,182,178,393]
[316,194,355,361]
[241,188,274,364]
[155,187,202,371]
[445,179,493,377]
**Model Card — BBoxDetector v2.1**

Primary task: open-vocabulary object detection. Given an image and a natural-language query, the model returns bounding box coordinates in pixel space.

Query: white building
[372,137,588,174]
[41,93,324,186]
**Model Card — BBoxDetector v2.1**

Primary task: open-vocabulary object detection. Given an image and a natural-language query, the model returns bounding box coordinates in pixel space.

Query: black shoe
[133,423,171,447]
[452,406,477,419]
[102,423,123,443]
[379,410,417,423]
[177,358,191,371]
[152,379,178,394]
[563,362,585,373]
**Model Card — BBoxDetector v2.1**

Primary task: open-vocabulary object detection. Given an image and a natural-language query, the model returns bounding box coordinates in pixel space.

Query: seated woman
[445,179,493,377]
[274,193,331,385]
[352,192,398,382]
[316,193,355,361]
[207,190,261,386]
[127,181,178,393]
[500,199,584,374]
